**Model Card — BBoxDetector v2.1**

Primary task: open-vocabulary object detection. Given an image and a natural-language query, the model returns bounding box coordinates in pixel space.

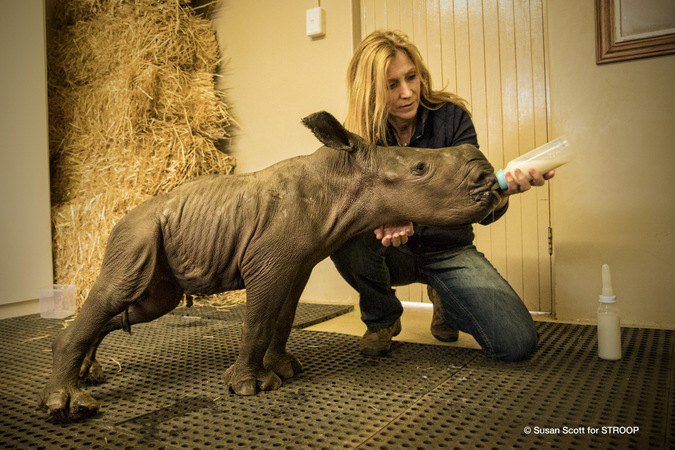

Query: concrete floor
[306,301,482,350]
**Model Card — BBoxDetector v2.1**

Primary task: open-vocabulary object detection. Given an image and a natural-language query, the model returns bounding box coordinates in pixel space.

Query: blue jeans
[330,232,538,362]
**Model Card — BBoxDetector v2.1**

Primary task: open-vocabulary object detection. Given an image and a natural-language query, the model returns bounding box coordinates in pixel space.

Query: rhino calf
[38,111,500,422]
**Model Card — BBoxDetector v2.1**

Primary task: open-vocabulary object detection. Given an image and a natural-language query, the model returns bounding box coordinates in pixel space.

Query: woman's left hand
[374,222,414,247]
[493,168,555,210]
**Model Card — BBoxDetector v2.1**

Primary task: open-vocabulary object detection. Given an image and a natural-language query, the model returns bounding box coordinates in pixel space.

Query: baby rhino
[39,111,500,422]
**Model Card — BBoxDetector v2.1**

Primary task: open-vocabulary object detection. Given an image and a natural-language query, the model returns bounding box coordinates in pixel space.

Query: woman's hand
[374,222,414,247]
[501,168,555,195]
[495,168,555,209]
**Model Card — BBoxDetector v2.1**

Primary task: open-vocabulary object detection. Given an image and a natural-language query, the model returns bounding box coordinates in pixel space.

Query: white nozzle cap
[600,264,616,302]
[601,264,613,296]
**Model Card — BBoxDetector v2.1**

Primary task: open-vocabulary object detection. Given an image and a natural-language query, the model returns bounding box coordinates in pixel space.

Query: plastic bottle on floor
[597,264,622,360]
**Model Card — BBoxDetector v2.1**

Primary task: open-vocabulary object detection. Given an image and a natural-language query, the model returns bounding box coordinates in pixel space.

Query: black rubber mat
[0,312,672,448]
[169,302,354,329]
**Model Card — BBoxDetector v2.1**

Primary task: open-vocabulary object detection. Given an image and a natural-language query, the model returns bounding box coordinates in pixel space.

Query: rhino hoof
[231,379,258,396]
[224,365,283,396]
[258,370,283,391]
[264,353,304,379]
[43,391,69,422]
[69,391,100,420]
[40,388,99,423]
[80,361,106,385]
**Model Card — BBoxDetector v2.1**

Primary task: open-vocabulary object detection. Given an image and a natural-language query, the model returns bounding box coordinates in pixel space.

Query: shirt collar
[385,105,430,147]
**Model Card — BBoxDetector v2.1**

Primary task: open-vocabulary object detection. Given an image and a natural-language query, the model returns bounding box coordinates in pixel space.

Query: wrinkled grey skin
[38,111,500,422]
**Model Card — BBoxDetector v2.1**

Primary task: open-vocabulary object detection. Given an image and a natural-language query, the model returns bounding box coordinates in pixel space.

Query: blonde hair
[345,30,470,145]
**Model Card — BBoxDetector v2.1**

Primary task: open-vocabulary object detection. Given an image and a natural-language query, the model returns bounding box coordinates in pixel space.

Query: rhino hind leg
[40,280,183,422]
[38,219,179,422]
[78,275,183,385]
[38,284,130,422]
[78,328,111,385]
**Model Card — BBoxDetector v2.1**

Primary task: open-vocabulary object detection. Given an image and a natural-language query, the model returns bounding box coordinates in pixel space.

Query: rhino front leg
[223,293,284,396]
[262,309,304,380]
[263,270,311,379]
[224,287,281,395]
[224,270,311,395]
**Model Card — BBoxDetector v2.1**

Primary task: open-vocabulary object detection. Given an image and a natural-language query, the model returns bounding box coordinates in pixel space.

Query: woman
[330,30,553,361]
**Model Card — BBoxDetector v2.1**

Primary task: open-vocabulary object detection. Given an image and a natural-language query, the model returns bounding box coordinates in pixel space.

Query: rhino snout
[470,171,500,205]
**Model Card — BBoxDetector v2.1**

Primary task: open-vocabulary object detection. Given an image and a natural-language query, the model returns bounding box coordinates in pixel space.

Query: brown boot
[427,286,459,342]
[360,318,402,356]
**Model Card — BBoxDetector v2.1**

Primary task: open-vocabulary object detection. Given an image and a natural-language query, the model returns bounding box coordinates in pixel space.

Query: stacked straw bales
[48,0,244,307]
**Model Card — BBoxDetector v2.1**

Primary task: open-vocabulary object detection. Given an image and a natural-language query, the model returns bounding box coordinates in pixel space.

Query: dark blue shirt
[384,102,507,252]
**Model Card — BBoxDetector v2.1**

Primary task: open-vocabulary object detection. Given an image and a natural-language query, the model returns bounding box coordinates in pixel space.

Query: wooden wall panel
[360,0,551,312]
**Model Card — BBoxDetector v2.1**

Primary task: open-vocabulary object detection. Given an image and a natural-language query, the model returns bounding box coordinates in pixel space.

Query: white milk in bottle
[494,137,573,190]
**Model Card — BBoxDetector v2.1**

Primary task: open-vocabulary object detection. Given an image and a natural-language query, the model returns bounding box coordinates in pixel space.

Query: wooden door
[360,0,552,312]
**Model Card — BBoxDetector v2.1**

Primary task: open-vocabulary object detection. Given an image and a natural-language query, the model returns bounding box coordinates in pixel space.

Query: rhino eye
[413,162,427,175]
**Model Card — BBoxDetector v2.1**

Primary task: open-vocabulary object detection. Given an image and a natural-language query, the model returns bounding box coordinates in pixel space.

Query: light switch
[306,7,325,38]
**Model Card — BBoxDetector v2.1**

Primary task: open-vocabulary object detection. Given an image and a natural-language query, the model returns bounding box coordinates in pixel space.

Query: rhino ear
[302,111,364,152]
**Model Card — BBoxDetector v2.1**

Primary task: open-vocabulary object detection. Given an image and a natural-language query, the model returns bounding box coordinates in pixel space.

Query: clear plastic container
[494,136,573,190]
[39,284,76,319]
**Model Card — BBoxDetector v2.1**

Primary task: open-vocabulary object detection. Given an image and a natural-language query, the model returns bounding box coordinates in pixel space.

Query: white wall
[0,1,54,318]
[214,0,361,303]
[4,0,671,327]
[547,0,675,327]
[215,0,675,328]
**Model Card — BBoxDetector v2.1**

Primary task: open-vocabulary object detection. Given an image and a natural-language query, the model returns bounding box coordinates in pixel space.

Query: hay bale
[48,0,244,308]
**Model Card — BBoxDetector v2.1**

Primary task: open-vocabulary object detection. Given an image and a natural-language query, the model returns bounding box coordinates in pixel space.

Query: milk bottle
[494,137,572,190]
[597,264,622,360]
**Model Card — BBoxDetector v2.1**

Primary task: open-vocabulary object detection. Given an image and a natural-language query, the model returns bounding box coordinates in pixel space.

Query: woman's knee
[489,324,539,362]
[331,233,385,275]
